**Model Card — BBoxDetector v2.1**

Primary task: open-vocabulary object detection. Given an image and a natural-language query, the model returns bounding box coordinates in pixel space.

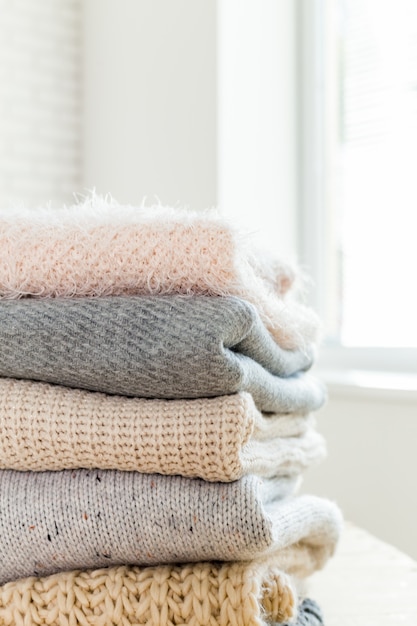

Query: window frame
[297,0,417,378]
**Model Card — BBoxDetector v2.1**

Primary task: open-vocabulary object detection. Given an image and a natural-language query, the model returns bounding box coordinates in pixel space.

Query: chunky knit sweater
[0,295,325,413]
[0,379,326,480]
[0,469,342,584]
[0,559,297,626]
[0,196,319,350]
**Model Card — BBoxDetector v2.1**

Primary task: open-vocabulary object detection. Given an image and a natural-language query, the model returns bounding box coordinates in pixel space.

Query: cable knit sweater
[0,196,319,350]
[0,559,297,626]
[0,379,326,480]
[0,295,325,413]
[0,469,342,584]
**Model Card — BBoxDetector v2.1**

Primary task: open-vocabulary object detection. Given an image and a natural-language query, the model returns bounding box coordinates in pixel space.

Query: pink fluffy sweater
[0,196,319,350]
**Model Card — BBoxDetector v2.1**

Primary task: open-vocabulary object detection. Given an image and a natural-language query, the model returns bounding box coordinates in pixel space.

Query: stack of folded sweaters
[0,197,343,626]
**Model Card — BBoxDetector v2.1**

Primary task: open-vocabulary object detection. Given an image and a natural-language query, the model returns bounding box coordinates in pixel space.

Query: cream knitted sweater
[0,379,326,480]
[0,558,297,626]
[0,196,319,350]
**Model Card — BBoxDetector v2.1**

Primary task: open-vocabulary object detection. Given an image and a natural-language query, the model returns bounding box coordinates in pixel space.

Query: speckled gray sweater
[0,469,342,585]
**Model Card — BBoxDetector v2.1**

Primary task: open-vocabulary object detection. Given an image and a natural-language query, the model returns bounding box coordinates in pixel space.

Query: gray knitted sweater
[0,295,325,413]
[0,469,342,585]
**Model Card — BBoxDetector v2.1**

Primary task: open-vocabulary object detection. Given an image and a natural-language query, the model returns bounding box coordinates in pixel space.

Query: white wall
[83,0,217,210]
[0,0,82,209]
[218,0,298,259]
[302,388,417,559]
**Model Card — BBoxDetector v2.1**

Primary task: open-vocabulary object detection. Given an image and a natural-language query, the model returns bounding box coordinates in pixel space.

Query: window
[299,0,417,372]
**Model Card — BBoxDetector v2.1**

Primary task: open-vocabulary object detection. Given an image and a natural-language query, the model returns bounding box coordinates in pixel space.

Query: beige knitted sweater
[0,558,296,626]
[0,378,326,481]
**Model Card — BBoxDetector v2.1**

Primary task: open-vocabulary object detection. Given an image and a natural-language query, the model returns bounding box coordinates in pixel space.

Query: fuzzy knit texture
[0,559,298,626]
[0,295,325,413]
[0,469,343,584]
[0,196,319,350]
[0,379,326,480]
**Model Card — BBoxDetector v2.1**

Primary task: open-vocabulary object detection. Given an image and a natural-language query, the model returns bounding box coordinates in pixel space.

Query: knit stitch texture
[0,295,325,413]
[280,599,324,626]
[0,196,319,350]
[0,559,297,626]
[0,379,326,480]
[0,470,342,584]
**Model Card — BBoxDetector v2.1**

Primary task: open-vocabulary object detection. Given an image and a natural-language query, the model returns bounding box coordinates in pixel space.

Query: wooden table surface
[308,523,417,626]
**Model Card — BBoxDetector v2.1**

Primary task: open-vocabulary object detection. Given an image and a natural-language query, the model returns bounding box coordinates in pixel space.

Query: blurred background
[1,0,416,558]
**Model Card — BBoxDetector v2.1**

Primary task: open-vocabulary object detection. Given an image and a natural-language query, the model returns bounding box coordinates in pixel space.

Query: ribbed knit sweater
[0,197,319,350]
[0,469,342,584]
[0,379,326,480]
[0,295,325,413]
